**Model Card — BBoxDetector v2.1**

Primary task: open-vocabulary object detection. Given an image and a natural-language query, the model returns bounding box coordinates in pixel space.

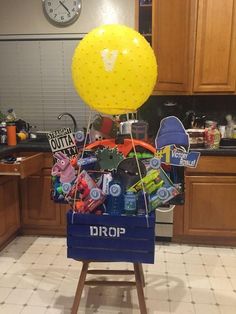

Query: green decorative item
[96,147,124,171]
[0,110,6,122]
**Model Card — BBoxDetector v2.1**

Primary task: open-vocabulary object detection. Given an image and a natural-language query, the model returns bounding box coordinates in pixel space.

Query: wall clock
[42,0,82,26]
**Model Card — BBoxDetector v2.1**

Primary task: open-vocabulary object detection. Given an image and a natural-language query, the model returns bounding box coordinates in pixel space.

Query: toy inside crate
[67,210,155,264]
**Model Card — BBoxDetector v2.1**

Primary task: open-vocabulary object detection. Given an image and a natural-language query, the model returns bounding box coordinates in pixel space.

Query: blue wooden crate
[67,210,155,264]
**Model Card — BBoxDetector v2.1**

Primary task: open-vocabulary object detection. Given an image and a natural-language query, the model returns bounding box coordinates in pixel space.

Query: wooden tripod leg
[71,261,89,314]
[133,263,147,314]
[138,263,145,287]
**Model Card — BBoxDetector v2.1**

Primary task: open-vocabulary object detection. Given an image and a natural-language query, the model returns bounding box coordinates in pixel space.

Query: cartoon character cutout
[51,152,76,183]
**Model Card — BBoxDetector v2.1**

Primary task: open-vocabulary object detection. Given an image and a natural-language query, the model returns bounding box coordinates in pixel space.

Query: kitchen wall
[0,0,135,131]
[0,0,135,35]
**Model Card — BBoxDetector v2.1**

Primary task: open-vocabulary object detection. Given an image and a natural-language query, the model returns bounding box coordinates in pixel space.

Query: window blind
[0,39,96,132]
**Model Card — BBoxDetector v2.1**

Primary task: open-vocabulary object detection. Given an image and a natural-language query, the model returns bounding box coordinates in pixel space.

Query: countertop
[1,140,236,158]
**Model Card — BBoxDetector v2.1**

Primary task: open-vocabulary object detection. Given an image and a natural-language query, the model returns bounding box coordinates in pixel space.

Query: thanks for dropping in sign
[47,127,78,158]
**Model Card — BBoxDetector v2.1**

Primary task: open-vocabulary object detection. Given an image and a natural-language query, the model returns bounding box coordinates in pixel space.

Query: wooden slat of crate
[67,247,154,264]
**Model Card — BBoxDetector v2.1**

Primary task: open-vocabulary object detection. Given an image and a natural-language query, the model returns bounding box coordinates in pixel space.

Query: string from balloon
[126,113,150,228]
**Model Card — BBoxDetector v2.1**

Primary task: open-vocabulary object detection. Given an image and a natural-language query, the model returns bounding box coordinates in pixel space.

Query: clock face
[42,0,82,26]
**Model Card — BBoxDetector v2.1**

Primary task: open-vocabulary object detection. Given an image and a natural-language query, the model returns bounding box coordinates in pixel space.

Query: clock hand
[59,1,70,14]
[55,0,65,11]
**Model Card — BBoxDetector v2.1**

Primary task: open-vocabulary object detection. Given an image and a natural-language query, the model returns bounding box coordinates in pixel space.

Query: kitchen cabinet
[0,176,20,249]
[20,153,68,236]
[136,0,196,93]
[152,0,195,92]
[136,0,236,94]
[0,152,44,178]
[193,0,236,92]
[173,156,236,245]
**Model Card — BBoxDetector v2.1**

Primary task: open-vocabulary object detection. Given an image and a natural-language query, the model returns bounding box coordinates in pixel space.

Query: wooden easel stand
[71,261,147,314]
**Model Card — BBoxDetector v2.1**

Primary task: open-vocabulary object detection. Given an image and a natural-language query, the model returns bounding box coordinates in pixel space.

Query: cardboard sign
[47,127,78,158]
[155,145,200,168]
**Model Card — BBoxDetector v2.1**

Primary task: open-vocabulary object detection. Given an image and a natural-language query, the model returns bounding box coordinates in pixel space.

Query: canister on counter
[186,129,205,148]
[204,120,221,149]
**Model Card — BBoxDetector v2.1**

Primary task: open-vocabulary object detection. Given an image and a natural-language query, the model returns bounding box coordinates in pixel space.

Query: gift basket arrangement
[48,114,200,264]
[46,24,201,313]
[46,24,200,266]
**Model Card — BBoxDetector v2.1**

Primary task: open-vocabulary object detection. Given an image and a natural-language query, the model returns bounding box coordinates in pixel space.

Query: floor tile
[229,275,236,290]
[220,255,236,267]
[147,261,166,274]
[45,308,71,314]
[167,274,189,288]
[5,287,33,305]
[205,265,228,277]
[28,264,50,277]
[201,255,222,266]
[187,275,211,289]
[215,247,235,256]
[170,301,195,313]
[21,305,47,314]
[16,274,42,289]
[17,253,40,264]
[197,246,218,255]
[183,254,203,265]
[144,285,169,301]
[180,245,199,255]
[0,273,22,288]
[225,266,236,277]
[214,290,236,306]
[0,261,13,274]
[7,262,31,274]
[194,303,220,314]
[0,303,24,313]
[146,299,170,313]
[168,287,192,302]
[219,305,236,314]
[185,264,207,276]
[28,290,56,307]
[162,244,182,254]
[209,277,234,291]
[166,262,186,275]
[0,287,12,302]
[190,287,216,304]
[165,253,184,264]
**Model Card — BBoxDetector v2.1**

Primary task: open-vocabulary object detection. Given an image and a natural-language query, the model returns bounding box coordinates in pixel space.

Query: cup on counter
[218,125,226,138]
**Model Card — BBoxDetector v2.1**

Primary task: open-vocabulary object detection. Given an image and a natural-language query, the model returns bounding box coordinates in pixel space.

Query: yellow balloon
[72,24,158,115]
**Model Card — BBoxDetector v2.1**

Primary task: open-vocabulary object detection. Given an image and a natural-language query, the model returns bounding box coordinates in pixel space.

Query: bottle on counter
[0,121,7,144]
[6,122,17,146]
[204,120,221,149]
[225,114,235,138]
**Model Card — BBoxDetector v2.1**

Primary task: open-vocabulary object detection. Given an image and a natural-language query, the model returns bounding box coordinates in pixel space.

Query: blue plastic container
[106,179,124,216]
[124,191,137,215]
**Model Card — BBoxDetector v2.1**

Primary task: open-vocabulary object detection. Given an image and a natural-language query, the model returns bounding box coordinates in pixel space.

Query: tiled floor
[0,236,236,313]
